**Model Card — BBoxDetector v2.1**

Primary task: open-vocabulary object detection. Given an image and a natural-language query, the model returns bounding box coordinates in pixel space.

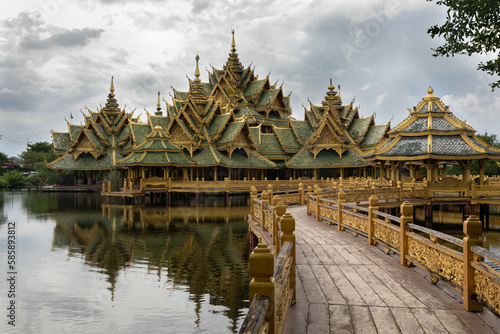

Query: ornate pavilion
[362,87,500,184]
[48,32,389,185]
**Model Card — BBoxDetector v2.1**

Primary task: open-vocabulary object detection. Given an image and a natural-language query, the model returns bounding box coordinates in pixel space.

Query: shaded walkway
[284,206,500,334]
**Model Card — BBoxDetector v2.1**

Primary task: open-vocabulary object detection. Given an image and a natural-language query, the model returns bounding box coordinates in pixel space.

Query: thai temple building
[48,31,499,187]
[48,32,389,185]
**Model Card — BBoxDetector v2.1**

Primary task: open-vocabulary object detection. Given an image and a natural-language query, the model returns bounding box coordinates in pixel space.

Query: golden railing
[241,193,296,334]
[307,189,500,316]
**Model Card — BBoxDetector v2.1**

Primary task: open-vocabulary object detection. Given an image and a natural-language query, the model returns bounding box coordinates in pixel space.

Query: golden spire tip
[194,55,200,82]
[157,91,160,107]
[110,76,114,93]
[231,29,236,50]
[428,86,434,94]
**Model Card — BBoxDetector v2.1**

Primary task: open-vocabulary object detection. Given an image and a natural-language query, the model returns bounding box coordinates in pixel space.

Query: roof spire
[155,91,162,116]
[231,29,236,52]
[110,76,115,96]
[194,55,201,83]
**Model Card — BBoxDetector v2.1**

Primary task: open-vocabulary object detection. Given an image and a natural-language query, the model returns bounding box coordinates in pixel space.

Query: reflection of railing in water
[240,193,295,334]
[306,189,500,317]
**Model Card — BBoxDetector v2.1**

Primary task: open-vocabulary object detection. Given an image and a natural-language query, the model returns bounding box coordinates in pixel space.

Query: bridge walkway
[283,206,500,334]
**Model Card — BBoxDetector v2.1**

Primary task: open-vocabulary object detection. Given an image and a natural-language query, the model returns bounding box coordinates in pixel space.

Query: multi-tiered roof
[49,32,391,174]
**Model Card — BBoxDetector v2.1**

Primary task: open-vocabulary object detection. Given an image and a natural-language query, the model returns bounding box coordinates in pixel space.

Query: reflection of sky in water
[0,192,249,334]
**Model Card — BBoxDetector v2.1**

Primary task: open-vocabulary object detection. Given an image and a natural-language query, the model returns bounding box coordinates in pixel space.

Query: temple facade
[48,32,389,185]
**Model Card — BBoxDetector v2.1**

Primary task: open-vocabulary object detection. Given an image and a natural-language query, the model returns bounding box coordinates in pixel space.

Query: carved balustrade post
[306,186,313,215]
[267,184,273,206]
[249,243,275,332]
[298,182,304,206]
[463,215,483,312]
[123,179,127,193]
[250,186,258,219]
[275,177,279,191]
[273,195,282,245]
[400,201,413,266]
[129,181,133,193]
[397,181,402,201]
[102,182,106,193]
[108,181,112,193]
[338,189,346,231]
[261,191,269,231]
[281,212,296,302]
[140,178,144,192]
[316,188,323,222]
[275,201,286,252]
[368,195,379,245]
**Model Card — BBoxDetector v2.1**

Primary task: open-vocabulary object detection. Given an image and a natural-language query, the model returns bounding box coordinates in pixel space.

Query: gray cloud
[20,27,103,50]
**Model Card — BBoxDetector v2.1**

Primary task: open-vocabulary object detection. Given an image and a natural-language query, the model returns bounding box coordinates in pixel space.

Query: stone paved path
[283,206,500,334]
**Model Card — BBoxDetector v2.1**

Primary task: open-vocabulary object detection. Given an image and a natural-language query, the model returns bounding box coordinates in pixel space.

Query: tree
[0,152,7,176]
[19,141,57,185]
[427,0,500,90]
[0,171,26,189]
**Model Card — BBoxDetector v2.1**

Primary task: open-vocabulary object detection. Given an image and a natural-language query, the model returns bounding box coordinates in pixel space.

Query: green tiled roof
[260,134,285,154]
[149,115,171,129]
[130,123,151,145]
[274,127,300,152]
[290,120,313,142]
[116,125,130,142]
[217,150,277,168]
[217,122,245,144]
[360,124,388,147]
[93,123,109,142]
[199,82,213,96]
[208,114,231,137]
[348,117,372,138]
[191,146,220,166]
[249,127,261,146]
[256,89,280,107]
[69,124,83,141]
[48,152,121,170]
[306,111,318,127]
[84,130,105,149]
[287,148,367,168]
[244,79,267,97]
[52,132,71,152]
[174,91,188,101]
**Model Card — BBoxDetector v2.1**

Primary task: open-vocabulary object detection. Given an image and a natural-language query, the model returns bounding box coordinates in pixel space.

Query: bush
[0,171,26,189]
[103,169,123,191]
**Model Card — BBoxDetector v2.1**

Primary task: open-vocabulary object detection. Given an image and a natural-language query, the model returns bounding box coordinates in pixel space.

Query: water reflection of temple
[51,204,250,331]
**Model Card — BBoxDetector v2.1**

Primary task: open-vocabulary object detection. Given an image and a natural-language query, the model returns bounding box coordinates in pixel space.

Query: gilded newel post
[272,195,282,245]
[275,201,286,251]
[306,186,312,215]
[249,243,275,332]
[261,191,269,230]
[463,215,483,312]
[267,184,273,206]
[400,201,413,266]
[280,212,296,302]
[368,195,378,245]
[316,188,323,222]
[250,186,257,219]
[298,182,304,206]
[338,188,346,231]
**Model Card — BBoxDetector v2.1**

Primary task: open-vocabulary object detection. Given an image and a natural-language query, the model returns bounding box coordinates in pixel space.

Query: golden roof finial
[194,55,201,83]
[428,86,434,94]
[110,76,114,93]
[231,29,236,51]
[157,91,161,108]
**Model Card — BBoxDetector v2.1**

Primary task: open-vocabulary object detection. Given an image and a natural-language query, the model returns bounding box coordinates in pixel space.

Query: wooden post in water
[281,212,296,302]
[463,215,483,312]
[248,243,275,332]
[316,188,323,222]
[368,195,378,245]
[400,201,413,266]
[338,188,346,231]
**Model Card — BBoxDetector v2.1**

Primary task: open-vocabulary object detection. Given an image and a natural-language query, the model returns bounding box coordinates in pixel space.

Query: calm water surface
[0,192,250,333]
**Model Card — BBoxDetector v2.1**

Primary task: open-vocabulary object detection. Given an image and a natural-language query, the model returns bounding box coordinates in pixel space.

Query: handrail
[238,295,270,334]
[306,187,500,316]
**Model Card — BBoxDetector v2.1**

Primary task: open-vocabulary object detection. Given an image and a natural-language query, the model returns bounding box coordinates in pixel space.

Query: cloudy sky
[0,0,499,157]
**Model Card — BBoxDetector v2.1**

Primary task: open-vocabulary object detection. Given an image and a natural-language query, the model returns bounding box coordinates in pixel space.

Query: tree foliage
[0,171,26,189]
[20,141,57,185]
[427,0,500,90]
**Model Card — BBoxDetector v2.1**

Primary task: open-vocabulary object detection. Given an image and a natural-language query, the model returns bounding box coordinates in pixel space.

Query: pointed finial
[110,76,114,93]
[428,86,434,94]
[157,91,161,107]
[231,29,236,51]
[194,55,201,83]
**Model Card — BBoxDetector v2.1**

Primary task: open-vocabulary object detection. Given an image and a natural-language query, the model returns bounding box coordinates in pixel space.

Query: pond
[0,191,251,333]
